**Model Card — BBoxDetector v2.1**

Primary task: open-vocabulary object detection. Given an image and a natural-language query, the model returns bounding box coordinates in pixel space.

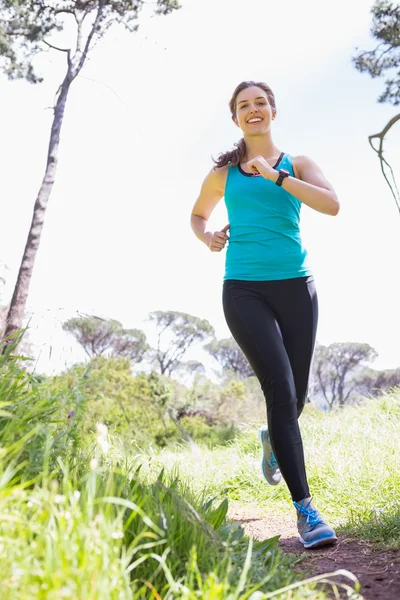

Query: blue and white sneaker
[293,497,337,549]
[259,426,281,486]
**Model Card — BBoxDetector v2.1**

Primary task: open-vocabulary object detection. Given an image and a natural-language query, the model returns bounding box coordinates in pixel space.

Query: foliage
[353,0,400,105]
[0,459,309,599]
[3,335,391,597]
[0,336,88,480]
[0,344,335,599]
[0,0,181,342]
[43,356,241,450]
[154,389,400,552]
[180,415,236,446]
[205,336,254,378]
[0,0,180,83]
[0,437,297,599]
[352,0,400,215]
[45,357,169,446]
[149,310,215,376]
[184,373,265,425]
[347,501,400,549]
[63,315,149,362]
[355,367,400,399]
[311,341,378,408]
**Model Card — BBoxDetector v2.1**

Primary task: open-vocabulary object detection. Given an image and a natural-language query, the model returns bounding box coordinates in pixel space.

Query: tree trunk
[338,373,345,407]
[2,68,73,346]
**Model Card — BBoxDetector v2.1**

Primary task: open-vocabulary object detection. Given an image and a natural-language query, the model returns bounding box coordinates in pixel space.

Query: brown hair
[212,81,276,169]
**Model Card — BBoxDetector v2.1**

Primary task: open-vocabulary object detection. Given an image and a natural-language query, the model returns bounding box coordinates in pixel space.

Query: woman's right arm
[190,166,229,252]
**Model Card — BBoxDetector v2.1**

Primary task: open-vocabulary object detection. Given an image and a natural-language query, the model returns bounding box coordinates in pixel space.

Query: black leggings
[222,276,318,502]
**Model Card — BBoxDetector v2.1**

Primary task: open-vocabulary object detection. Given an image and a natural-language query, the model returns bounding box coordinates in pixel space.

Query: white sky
[1,0,399,376]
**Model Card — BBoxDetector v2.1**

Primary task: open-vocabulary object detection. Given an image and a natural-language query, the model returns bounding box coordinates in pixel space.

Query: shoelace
[268,453,278,469]
[293,500,323,527]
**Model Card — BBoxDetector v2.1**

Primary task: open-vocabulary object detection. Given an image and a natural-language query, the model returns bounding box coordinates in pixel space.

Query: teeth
[248,119,262,123]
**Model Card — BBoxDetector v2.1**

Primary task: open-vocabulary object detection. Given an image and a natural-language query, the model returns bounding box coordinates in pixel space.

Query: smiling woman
[190,80,340,551]
[213,82,278,169]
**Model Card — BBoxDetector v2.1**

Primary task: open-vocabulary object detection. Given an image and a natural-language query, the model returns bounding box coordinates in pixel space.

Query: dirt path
[229,505,400,600]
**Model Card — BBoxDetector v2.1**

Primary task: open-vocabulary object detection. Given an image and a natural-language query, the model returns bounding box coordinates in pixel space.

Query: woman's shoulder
[291,154,324,180]
[209,164,229,193]
[211,163,230,176]
[288,154,307,179]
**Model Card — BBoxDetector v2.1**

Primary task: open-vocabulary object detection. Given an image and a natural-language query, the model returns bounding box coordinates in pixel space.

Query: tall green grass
[0,344,360,599]
[150,390,400,548]
[0,458,358,599]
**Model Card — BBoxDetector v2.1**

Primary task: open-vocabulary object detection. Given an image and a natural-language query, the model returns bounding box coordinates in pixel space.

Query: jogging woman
[190,80,339,549]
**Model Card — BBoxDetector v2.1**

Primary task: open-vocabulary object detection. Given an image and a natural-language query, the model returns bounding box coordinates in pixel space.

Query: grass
[3,343,394,597]
[147,391,400,547]
[1,453,342,599]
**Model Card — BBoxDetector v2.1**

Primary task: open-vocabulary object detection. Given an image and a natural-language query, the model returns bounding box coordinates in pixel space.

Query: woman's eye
[240,102,265,109]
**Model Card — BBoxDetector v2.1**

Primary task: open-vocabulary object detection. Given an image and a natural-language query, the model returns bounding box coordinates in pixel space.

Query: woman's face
[233,86,275,135]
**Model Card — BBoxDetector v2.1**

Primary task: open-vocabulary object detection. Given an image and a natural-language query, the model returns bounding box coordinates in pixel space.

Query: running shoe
[259,425,282,486]
[293,497,337,549]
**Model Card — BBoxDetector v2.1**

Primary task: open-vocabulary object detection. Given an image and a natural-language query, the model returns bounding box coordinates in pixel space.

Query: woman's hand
[245,156,278,181]
[207,224,230,252]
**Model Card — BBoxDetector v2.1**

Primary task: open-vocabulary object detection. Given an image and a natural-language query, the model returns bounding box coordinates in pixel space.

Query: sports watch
[275,169,290,187]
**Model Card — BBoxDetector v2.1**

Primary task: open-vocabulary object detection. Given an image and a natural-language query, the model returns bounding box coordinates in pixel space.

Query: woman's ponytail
[212,138,246,169]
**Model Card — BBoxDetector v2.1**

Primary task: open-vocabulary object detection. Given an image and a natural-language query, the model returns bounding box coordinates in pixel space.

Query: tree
[355,366,400,398]
[149,310,214,377]
[0,0,180,346]
[353,1,400,214]
[311,342,378,408]
[205,337,254,378]
[178,360,206,375]
[109,326,149,362]
[63,315,148,362]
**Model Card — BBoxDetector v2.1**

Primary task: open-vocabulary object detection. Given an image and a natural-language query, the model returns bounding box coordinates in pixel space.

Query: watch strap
[276,169,289,187]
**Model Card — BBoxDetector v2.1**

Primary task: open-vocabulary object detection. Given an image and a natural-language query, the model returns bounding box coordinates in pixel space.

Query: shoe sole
[259,428,281,486]
[299,534,338,549]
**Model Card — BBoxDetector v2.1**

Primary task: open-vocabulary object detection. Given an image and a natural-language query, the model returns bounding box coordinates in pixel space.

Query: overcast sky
[1,0,399,377]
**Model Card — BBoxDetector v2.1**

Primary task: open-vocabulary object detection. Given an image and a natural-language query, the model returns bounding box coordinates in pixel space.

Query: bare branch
[54,9,76,17]
[42,39,72,70]
[75,16,83,54]
[368,113,400,216]
[42,39,70,54]
[73,0,106,76]
[368,113,400,148]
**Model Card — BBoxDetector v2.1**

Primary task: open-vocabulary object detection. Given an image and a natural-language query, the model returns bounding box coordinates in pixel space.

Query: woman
[190,81,339,549]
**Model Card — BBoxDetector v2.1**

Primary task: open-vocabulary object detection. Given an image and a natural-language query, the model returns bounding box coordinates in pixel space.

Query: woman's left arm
[245,154,340,216]
[286,155,340,216]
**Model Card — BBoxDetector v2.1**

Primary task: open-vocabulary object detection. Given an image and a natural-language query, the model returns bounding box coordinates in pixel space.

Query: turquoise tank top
[224,152,312,281]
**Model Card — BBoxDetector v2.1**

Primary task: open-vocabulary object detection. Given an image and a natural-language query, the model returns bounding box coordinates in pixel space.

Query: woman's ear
[232,115,239,127]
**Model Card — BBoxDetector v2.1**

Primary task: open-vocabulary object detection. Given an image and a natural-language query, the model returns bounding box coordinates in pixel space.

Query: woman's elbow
[329,194,340,216]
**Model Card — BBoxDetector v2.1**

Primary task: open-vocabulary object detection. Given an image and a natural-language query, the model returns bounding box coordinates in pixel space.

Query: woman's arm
[290,155,340,216]
[245,155,340,216]
[191,166,229,250]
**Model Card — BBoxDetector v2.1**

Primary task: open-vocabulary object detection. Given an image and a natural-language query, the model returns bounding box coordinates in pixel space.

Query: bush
[42,358,243,451]
[0,339,86,480]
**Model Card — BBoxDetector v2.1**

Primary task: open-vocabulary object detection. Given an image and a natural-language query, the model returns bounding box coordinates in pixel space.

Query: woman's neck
[243,134,281,162]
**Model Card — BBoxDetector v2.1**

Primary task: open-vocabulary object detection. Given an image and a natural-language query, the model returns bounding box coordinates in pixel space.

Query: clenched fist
[208,224,230,252]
